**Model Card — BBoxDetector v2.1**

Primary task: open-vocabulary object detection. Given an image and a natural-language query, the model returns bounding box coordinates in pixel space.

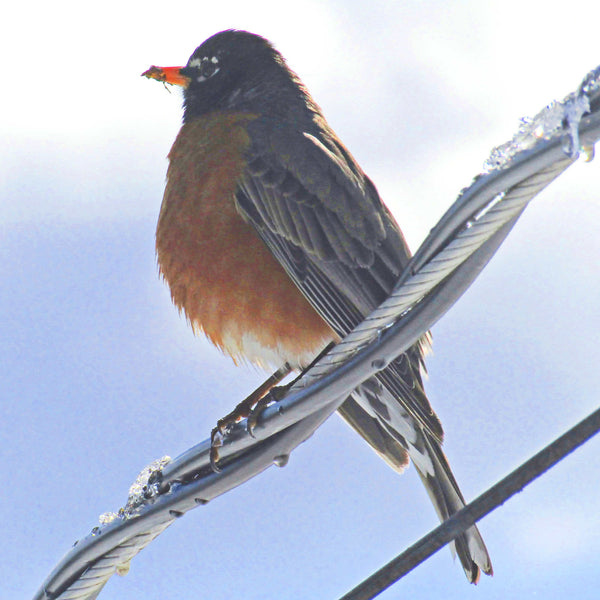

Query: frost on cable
[31,60,600,600]
[483,66,600,173]
[579,64,600,101]
[98,455,172,525]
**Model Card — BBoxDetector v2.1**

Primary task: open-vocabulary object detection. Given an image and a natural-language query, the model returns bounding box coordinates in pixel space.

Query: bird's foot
[209,394,258,472]
[209,363,292,473]
[245,384,289,435]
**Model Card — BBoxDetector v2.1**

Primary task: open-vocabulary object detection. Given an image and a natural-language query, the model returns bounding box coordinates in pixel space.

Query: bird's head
[143,30,318,123]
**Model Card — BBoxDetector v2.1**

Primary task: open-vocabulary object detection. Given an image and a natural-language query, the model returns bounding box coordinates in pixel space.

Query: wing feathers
[233,114,491,580]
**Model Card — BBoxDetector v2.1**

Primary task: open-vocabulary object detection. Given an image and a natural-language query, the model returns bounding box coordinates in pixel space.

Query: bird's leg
[244,341,337,433]
[210,362,292,471]
[210,342,336,472]
[239,342,335,435]
[282,341,336,387]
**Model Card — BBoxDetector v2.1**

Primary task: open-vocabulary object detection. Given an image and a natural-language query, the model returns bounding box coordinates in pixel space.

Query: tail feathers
[411,431,493,583]
[337,396,410,472]
[340,385,492,583]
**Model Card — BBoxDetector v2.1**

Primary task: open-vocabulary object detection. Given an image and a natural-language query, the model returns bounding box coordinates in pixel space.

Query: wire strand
[339,406,600,600]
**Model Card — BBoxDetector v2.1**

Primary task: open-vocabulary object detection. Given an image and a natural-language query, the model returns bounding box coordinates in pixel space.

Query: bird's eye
[188,56,220,82]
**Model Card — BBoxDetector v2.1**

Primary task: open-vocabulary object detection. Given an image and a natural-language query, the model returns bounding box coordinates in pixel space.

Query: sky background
[3,1,600,599]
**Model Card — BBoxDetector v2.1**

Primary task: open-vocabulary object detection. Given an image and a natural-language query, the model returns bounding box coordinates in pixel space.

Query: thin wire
[339,405,600,600]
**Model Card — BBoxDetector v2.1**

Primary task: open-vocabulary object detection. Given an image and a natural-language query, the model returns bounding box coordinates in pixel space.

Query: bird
[143,29,492,583]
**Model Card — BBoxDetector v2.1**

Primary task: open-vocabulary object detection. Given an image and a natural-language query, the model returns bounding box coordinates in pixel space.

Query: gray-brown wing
[235,116,442,441]
[234,117,492,581]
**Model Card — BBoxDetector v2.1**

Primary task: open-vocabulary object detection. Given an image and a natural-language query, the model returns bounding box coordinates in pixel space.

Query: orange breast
[156,113,336,368]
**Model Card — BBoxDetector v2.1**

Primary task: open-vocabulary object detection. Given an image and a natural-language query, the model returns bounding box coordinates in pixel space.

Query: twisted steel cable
[33,65,600,600]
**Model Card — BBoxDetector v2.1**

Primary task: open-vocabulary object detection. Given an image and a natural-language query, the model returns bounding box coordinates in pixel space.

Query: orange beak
[141,65,191,88]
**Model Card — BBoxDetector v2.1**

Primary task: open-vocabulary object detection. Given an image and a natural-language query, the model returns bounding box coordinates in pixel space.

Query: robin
[143,29,492,583]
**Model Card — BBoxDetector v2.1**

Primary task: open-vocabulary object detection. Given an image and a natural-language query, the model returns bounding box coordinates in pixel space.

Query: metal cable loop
[32,67,600,600]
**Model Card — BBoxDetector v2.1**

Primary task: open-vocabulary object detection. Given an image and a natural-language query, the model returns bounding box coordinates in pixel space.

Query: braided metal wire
[33,65,600,600]
[293,156,576,385]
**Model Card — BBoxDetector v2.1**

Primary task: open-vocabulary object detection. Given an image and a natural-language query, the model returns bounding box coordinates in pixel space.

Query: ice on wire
[98,455,172,525]
[483,66,600,173]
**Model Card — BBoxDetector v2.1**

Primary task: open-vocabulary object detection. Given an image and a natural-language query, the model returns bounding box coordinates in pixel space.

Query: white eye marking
[188,56,220,82]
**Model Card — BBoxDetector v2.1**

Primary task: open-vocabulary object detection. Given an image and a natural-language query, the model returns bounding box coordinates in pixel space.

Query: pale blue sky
[3,1,600,599]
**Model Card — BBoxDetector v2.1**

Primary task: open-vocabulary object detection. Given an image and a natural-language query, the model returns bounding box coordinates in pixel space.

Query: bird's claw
[246,386,287,435]
[209,383,289,472]
[245,398,267,438]
[209,409,250,472]
[209,426,224,473]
